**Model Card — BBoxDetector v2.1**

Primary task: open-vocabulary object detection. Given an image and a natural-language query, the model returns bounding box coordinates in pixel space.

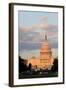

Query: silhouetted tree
[51,58,58,72]
[19,56,28,73]
[28,63,32,71]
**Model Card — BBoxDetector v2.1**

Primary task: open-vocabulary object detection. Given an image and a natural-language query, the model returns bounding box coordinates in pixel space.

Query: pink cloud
[39,16,48,22]
[19,27,31,32]
[19,23,57,32]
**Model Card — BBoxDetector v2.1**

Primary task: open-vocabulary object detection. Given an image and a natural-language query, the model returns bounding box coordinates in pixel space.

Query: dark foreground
[19,56,58,79]
[19,70,58,79]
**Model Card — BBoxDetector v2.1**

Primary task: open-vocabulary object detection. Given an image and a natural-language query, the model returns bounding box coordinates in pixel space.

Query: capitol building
[27,35,54,70]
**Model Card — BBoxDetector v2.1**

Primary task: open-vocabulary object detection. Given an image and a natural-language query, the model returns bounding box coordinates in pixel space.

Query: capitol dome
[27,34,54,70]
[40,34,53,69]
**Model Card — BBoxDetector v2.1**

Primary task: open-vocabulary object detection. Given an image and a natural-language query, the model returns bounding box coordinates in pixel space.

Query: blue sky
[18,10,58,59]
[18,11,58,27]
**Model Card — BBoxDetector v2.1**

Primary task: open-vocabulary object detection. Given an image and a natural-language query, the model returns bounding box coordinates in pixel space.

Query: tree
[19,56,28,73]
[28,63,32,71]
[51,58,58,72]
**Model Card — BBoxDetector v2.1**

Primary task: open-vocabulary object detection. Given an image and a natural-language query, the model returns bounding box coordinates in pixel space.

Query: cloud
[19,14,57,33]
[19,42,41,51]
[47,25,57,30]
[47,31,57,36]
[19,23,57,34]
[40,16,48,20]
[19,27,31,32]
[47,32,58,39]
[38,24,57,31]
[19,26,58,48]
[19,29,40,42]
[19,49,40,59]
[19,18,58,52]
[19,38,58,52]
[30,23,48,30]
[19,41,58,60]
[52,48,58,58]
[39,16,48,23]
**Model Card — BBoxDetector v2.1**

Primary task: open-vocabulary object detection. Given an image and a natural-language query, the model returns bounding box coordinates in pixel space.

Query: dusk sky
[18,10,58,59]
